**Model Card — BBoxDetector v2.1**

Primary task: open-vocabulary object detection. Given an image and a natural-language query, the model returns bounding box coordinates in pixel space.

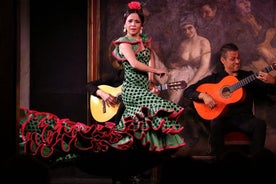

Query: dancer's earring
[123,28,126,33]
[140,27,143,34]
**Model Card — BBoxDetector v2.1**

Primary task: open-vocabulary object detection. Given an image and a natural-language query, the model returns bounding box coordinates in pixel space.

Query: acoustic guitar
[90,80,187,122]
[193,63,276,120]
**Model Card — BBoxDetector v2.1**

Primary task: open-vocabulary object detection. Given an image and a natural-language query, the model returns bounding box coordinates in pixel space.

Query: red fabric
[19,107,185,159]
[224,132,250,142]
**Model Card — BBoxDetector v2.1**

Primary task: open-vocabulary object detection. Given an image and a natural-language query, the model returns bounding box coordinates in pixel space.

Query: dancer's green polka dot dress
[112,34,186,152]
[18,34,187,160]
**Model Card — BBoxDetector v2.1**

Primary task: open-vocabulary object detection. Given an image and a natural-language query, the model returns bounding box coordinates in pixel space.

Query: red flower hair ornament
[128,1,141,10]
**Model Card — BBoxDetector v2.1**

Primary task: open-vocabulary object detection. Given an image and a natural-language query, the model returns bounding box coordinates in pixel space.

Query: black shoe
[113,175,144,184]
[128,175,144,184]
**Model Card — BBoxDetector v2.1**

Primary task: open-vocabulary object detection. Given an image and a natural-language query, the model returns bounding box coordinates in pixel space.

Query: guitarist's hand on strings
[257,71,276,84]
[198,92,217,109]
[96,89,118,107]
[149,81,160,95]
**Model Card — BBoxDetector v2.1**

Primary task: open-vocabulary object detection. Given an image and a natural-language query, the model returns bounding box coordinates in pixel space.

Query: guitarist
[86,61,125,124]
[183,43,276,159]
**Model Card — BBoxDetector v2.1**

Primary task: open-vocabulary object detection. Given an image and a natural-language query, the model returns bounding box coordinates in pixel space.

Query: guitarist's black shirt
[183,70,276,119]
[86,69,124,96]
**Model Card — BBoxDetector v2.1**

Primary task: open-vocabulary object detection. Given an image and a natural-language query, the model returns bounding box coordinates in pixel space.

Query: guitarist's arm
[256,71,276,85]
[95,90,118,107]
[184,87,216,109]
[183,74,217,109]
[87,80,118,107]
[198,92,217,109]
[86,69,124,107]
[256,71,276,94]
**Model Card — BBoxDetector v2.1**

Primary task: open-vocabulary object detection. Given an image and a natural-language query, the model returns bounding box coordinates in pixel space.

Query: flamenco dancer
[19,1,186,180]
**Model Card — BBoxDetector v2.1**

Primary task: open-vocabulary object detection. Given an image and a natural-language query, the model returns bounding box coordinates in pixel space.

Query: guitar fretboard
[156,84,168,91]
[156,80,187,91]
[230,64,275,92]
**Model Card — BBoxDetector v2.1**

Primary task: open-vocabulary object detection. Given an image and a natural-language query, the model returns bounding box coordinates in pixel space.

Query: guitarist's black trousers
[114,103,126,124]
[210,116,266,157]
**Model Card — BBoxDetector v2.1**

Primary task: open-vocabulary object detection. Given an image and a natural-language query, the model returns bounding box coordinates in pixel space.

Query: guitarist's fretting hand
[198,92,217,109]
[96,89,118,107]
[257,71,276,84]
[149,82,160,95]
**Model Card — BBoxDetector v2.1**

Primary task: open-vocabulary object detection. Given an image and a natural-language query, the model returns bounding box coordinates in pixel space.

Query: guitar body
[90,85,122,122]
[193,76,244,120]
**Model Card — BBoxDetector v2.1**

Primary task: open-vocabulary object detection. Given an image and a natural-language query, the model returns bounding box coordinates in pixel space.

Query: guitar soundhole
[221,87,231,98]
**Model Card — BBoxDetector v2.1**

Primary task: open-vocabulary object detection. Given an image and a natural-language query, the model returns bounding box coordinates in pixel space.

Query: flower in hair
[128,1,141,10]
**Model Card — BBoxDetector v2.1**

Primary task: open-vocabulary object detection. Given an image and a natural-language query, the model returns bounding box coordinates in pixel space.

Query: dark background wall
[29,0,88,123]
[0,0,17,160]
[0,0,89,166]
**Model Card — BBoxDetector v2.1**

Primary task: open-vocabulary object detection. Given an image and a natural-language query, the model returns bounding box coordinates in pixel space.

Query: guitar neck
[156,84,168,91]
[229,64,275,92]
[156,80,187,91]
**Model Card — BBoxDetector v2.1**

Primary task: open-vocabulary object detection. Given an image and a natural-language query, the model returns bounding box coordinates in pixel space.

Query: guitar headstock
[168,80,187,90]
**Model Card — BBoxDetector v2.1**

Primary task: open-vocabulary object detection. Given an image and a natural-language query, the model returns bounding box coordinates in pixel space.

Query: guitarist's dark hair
[220,43,239,58]
[213,43,239,73]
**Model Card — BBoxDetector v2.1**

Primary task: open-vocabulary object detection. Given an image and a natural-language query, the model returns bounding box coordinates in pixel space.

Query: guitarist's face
[221,50,241,75]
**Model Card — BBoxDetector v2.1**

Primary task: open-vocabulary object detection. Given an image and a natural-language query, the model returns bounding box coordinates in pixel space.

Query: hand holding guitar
[198,92,217,109]
[257,71,276,84]
[96,89,119,107]
[149,83,160,95]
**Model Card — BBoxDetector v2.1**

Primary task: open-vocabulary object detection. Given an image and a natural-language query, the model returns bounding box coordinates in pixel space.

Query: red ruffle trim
[20,108,134,158]
[19,106,185,158]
